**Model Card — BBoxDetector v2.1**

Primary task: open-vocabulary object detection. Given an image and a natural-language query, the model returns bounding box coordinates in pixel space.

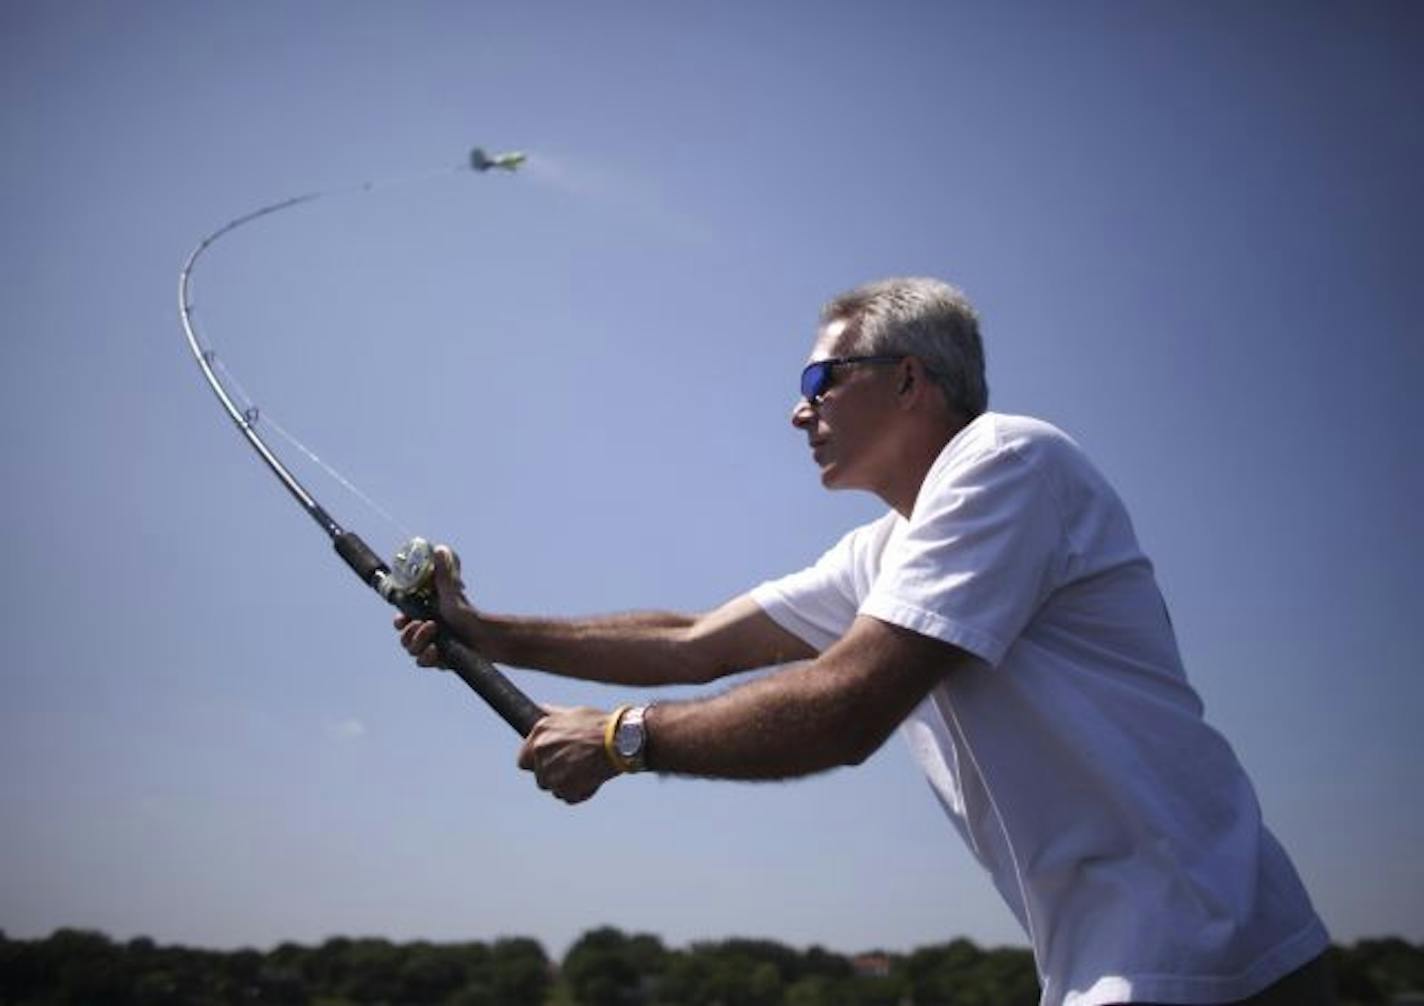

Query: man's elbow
[676,614,752,685]
[835,700,900,768]
[840,727,891,768]
[670,624,725,685]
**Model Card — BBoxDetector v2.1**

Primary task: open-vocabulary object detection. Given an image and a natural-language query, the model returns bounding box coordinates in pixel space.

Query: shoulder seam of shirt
[995,435,1071,561]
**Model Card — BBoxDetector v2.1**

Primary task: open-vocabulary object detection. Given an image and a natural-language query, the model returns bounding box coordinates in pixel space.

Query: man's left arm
[518,614,972,802]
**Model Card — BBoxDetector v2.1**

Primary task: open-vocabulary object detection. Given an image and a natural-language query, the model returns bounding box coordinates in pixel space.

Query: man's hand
[517,706,620,804]
[393,545,481,668]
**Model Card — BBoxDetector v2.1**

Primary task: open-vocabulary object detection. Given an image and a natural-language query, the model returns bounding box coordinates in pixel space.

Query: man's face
[791,319,902,492]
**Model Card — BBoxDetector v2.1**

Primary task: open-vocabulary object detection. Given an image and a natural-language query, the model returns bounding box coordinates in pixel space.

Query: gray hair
[821,277,988,418]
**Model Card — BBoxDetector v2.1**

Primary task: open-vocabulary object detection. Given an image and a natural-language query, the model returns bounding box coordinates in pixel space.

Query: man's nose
[790,397,816,428]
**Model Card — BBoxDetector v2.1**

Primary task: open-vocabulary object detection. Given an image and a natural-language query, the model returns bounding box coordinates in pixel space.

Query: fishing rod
[178,147,543,737]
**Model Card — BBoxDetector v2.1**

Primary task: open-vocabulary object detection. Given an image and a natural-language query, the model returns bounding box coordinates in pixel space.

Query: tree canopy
[1,926,1418,1005]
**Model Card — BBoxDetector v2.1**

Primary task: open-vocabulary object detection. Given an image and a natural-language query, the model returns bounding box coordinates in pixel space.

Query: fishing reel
[386,536,460,603]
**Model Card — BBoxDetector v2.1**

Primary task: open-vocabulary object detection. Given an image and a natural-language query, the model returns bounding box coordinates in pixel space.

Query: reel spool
[387,536,459,600]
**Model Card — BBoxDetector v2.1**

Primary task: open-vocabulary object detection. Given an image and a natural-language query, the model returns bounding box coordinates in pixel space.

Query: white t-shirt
[751,413,1328,1006]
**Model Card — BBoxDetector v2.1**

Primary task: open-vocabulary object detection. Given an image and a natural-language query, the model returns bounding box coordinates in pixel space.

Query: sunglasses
[799,355,905,404]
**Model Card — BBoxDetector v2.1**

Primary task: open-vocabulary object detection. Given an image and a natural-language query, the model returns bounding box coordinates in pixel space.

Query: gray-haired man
[397,278,1332,1006]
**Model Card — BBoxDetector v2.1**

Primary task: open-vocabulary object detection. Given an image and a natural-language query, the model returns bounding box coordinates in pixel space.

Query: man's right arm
[395,548,816,686]
[474,595,815,685]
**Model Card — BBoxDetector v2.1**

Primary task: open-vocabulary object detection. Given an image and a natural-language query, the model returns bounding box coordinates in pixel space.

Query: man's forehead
[809,317,851,361]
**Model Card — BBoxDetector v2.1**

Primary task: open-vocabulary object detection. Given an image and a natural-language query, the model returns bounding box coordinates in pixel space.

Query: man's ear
[895,357,924,406]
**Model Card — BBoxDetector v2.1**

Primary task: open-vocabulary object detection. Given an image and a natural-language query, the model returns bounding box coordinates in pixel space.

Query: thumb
[433,545,464,594]
[427,545,463,624]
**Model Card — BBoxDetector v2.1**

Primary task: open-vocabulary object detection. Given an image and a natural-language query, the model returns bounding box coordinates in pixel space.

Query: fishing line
[180,146,542,736]
[206,349,413,541]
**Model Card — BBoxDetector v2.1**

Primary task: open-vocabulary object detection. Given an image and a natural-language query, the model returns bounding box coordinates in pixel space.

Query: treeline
[0,929,549,1006]
[561,927,1036,1005]
[2,926,1422,1005]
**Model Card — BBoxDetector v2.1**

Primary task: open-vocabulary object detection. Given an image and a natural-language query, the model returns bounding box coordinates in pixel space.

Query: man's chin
[818,462,872,493]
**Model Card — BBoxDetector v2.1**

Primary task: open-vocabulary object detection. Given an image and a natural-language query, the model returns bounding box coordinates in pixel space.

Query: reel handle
[334,531,545,737]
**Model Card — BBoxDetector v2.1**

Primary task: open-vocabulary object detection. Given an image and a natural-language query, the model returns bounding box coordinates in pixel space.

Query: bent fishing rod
[178,148,543,736]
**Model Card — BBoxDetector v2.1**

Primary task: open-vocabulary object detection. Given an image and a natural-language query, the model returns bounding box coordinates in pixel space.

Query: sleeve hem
[750,582,830,653]
[858,595,1007,666]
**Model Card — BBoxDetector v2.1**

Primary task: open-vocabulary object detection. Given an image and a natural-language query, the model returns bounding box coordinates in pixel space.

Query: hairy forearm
[468,610,714,687]
[643,660,890,780]
[511,616,957,804]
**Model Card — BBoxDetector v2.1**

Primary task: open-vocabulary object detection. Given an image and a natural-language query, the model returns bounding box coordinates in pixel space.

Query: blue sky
[2,1,1421,959]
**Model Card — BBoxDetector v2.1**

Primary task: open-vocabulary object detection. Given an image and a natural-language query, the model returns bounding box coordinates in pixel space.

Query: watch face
[614,720,642,758]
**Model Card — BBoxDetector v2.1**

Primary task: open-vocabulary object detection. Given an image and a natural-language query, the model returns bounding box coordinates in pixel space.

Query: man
[396,278,1333,1006]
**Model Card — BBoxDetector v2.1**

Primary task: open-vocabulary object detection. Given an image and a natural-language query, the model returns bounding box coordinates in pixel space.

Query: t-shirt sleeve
[749,525,869,653]
[860,444,1065,666]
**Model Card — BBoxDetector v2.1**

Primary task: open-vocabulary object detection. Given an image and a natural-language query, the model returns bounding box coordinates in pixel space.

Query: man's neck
[879,416,969,519]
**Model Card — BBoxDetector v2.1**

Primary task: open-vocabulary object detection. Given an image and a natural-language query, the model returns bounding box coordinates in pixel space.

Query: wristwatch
[612,705,650,773]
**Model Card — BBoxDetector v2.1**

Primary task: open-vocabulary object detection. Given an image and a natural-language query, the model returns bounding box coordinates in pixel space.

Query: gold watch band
[603,705,633,772]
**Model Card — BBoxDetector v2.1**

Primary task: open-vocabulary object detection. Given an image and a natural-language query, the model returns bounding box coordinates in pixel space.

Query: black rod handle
[334,532,545,736]
[434,633,545,736]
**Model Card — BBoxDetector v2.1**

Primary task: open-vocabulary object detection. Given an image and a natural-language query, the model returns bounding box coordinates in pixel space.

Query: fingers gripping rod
[333,533,543,736]
[179,170,543,737]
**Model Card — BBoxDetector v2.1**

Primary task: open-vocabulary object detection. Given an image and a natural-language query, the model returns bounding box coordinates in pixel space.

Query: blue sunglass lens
[801,361,831,401]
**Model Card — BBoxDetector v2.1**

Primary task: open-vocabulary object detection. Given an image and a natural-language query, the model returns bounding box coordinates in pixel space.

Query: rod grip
[435,633,546,737]
[334,531,386,583]
[333,532,545,737]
